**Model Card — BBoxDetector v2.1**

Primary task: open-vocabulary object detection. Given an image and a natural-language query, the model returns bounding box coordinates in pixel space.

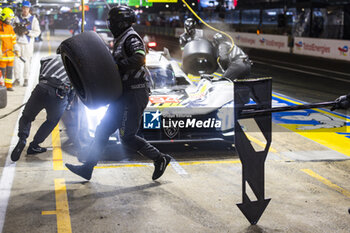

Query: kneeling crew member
[213,33,252,80]
[65,6,172,181]
[179,18,198,49]
[11,55,74,161]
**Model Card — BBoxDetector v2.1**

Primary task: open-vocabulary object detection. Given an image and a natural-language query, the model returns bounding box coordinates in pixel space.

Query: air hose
[182,0,234,71]
[181,0,235,53]
[0,103,26,120]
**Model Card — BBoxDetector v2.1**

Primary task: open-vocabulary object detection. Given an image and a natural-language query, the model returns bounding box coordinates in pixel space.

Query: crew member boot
[27,143,47,154]
[152,154,172,180]
[11,138,26,162]
[137,145,172,180]
[65,163,94,180]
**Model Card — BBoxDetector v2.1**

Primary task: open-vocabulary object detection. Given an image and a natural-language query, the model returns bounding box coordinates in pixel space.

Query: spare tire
[58,31,122,109]
[182,39,218,76]
[0,86,7,109]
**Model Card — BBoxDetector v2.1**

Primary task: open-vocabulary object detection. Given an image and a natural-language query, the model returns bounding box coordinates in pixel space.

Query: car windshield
[149,67,176,89]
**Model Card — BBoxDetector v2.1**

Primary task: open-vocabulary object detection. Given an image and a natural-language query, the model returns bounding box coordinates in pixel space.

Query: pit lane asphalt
[0,30,349,233]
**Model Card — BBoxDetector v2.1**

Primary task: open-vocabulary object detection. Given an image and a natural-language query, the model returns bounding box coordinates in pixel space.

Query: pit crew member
[213,33,252,80]
[65,6,172,181]
[11,55,74,161]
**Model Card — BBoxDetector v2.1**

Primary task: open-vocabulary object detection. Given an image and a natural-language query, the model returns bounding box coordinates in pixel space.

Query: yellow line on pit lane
[245,134,278,153]
[47,30,51,54]
[48,30,67,171]
[94,164,149,169]
[301,169,350,198]
[178,160,240,165]
[42,179,72,233]
[46,32,72,232]
[52,124,67,171]
[93,160,242,169]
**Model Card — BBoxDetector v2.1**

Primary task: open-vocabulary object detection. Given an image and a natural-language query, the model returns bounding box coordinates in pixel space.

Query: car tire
[0,86,7,109]
[58,31,122,109]
[182,39,218,76]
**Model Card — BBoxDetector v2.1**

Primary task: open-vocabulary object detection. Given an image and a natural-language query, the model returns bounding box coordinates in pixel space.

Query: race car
[70,49,235,146]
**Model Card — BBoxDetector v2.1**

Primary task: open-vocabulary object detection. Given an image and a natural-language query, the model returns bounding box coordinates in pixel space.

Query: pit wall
[135,25,350,62]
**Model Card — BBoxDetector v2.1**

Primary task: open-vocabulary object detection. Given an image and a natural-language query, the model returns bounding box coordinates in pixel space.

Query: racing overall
[85,27,163,167]
[0,20,17,89]
[217,42,251,80]
[17,55,73,148]
[14,14,41,86]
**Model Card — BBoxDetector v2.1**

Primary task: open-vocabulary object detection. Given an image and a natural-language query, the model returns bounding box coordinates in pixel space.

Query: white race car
[71,50,235,145]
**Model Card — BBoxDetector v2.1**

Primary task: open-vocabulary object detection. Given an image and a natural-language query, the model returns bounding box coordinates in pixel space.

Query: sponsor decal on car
[149,96,180,104]
[148,95,183,107]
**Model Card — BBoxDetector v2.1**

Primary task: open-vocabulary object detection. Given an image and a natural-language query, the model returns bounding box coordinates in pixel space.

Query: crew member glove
[331,94,350,111]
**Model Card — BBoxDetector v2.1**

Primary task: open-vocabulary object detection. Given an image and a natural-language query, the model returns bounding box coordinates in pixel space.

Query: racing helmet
[107,6,136,37]
[184,18,196,35]
[213,33,227,46]
[0,8,15,23]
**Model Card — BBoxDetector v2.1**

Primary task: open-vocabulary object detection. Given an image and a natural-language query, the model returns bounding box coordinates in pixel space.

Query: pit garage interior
[0,0,350,232]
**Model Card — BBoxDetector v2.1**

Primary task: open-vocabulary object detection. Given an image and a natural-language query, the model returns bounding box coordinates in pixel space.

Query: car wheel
[182,39,218,76]
[0,86,7,109]
[58,31,122,109]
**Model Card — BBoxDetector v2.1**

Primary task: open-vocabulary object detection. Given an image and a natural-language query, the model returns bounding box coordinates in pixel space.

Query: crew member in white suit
[13,1,40,87]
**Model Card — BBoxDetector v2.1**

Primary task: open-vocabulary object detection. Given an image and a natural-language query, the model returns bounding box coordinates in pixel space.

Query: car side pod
[234,78,337,225]
[58,31,122,109]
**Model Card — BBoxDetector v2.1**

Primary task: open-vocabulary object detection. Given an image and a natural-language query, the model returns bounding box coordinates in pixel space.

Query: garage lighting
[60,6,71,13]
[165,4,169,8]
[192,3,195,6]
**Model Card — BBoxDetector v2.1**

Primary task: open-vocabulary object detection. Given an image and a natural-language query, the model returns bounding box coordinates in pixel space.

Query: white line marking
[254,60,350,83]
[170,160,188,175]
[0,43,42,233]
[253,57,350,77]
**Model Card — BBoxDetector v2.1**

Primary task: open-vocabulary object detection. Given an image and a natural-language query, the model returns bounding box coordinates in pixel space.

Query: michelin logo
[143,110,161,129]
